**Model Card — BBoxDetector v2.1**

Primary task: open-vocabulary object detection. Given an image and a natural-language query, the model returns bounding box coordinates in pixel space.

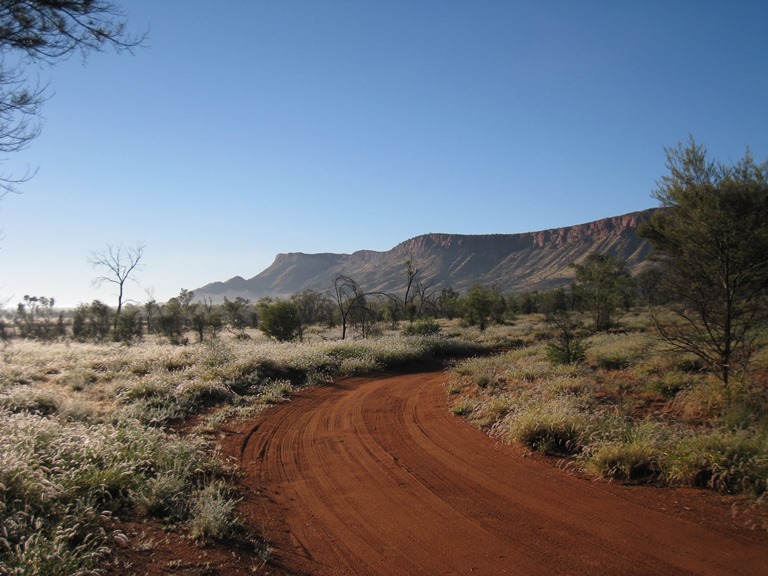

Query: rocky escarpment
[193,209,656,302]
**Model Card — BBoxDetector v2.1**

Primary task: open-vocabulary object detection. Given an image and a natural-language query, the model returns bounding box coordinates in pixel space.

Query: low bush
[402,317,441,336]
[0,408,226,574]
[190,481,242,544]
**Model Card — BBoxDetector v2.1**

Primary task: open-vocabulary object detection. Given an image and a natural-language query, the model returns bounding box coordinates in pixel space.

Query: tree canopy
[0,1,143,194]
[640,139,768,387]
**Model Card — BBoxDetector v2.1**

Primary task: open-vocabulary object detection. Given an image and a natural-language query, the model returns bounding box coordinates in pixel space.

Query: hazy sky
[1,1,766,308]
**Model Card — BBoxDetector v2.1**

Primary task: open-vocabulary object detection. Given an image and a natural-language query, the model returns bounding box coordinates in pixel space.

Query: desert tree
[571,253,631,331]
[89,240,145,331]
[399,259,437,321]
[0,1,145,195]
[14,294,60,339]
[403,260,419,321]
[436,287,461,319]
[113,304,142,343]
[413,276,437,319]
[157,297,185,345]
[291,289,335,327]
[72,299,113,342]
[545,308,588,365]
[331,274,364,340]
[143,289,161,334]
[189,297,222,343]
[260,299,303,342]
[639,139,768,389]
[330,274,378,339]
[463,285,506,331]
[222,296,252,337]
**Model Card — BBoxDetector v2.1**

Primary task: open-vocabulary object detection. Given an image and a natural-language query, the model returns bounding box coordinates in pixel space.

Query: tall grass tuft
[496,395,588,455]
[580,421,666,481]
[664,429,768,495]
[189,481,242,544]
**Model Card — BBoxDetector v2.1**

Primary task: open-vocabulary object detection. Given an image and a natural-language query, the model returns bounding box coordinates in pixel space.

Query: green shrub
[546,338,588,365]
[451,399,477,417]
[0,387,60,415]
[259,379,293,404]
[175,380,235,408]
[0,408,225,575]
[402,317,441,336]
[645,372,693,398]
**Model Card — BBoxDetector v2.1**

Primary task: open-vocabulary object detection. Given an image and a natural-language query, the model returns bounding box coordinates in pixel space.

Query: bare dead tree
[89,240,145,330]
[330,273,402,339]
[331,274,368,340]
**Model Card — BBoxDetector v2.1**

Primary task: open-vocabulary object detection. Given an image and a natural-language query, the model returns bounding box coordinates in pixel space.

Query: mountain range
[193,208,657,302]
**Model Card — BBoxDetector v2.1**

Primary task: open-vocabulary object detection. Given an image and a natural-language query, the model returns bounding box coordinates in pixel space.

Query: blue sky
[1,1,767,308]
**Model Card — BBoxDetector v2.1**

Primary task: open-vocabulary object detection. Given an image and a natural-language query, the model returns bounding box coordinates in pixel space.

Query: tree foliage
[0,1,144,194]
[639,139,768,386]
[14,294,62,339]
[72,299,112,342]
[571,253,630,331]
[260,300,303,342]
[463,285,506,331]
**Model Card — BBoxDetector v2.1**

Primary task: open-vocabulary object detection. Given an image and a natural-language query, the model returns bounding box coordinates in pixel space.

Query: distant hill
[193,209,657,302]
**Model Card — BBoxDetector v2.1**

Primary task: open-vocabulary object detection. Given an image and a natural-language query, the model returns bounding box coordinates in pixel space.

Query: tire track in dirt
[225,370,768,576]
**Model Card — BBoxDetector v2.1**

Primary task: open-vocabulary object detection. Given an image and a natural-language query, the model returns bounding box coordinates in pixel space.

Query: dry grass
[448,314,768,499]
[0,326,484,574]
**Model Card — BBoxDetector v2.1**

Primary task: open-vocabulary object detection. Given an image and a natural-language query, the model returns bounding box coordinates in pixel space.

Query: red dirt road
[226,370,768,576]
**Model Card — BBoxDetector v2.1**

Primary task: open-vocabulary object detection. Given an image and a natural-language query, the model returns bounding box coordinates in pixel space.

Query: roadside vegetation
[448,314,768,500]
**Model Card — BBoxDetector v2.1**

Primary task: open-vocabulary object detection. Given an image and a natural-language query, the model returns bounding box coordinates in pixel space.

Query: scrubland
[0,329,482,574]
[447,313,768,501]
[2,314,767,574]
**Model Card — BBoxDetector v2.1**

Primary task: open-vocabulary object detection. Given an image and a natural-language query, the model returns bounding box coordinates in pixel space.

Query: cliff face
[193,209,656,302]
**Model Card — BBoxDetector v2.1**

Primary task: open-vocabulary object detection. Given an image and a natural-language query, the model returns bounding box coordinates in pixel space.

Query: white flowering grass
[0,408,224,574]
[586,331,655,370]
[0,330,486,571]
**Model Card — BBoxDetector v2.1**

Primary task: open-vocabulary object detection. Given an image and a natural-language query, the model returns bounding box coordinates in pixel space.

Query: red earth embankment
[223,370,768,576]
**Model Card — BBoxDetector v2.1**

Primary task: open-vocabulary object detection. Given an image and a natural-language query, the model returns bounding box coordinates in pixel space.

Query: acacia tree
[0,1,144,195]
[463,285,506,331]
[89,241,145,331]
[571,253,631,331]
[260,299,303,342]
[640,140,768,389]
[222,296,252,337]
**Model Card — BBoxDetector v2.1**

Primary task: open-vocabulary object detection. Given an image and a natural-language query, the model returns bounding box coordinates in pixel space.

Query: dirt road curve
[225,370,768,576]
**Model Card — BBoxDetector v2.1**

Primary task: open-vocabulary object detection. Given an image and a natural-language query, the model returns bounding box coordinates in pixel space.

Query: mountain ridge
[193,208,656,302]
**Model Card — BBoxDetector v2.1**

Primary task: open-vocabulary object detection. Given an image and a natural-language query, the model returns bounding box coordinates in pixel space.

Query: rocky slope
[194,209,656,302]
